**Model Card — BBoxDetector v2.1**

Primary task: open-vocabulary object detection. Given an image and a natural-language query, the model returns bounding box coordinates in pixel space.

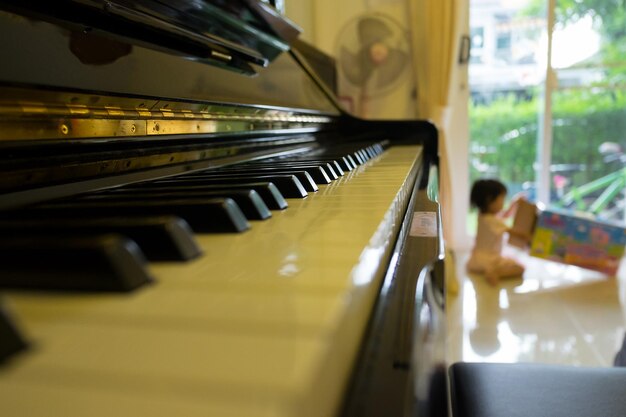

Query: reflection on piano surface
[0,2,446,416]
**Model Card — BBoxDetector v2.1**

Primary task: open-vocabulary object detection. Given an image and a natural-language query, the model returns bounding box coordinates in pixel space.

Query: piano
[0,1,446,416]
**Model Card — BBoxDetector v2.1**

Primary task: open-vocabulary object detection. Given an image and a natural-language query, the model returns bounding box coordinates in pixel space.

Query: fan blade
[340,47,375,86]
[358,16,393,46]
[375,48,408,88]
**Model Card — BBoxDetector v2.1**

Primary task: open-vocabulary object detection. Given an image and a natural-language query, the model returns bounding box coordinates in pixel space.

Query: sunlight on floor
[446,246,626,367]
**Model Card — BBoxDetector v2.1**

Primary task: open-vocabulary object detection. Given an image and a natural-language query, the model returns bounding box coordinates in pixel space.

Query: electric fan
[336,13,410,101]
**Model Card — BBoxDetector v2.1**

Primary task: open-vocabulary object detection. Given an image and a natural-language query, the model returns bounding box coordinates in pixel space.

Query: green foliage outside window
[469,89,626,198]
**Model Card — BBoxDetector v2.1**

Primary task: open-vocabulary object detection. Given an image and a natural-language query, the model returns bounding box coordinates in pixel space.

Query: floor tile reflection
[447,247,626,367]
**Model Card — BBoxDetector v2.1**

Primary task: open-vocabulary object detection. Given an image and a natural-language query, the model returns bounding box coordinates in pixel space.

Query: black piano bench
[449,362,626,417]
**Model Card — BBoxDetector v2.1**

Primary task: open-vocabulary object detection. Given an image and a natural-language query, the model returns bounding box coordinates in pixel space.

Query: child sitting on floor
[467,179,529,285]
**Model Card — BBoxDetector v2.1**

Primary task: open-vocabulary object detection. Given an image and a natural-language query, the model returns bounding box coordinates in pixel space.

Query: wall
[447,0,471,249]
[284,1,315,44]
[285,0,417,120]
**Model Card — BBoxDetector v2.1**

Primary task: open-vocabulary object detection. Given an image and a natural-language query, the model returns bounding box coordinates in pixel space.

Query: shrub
[469,89,626,202]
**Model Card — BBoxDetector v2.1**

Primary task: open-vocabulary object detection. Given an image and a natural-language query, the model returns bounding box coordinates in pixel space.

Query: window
[469,0,626,228]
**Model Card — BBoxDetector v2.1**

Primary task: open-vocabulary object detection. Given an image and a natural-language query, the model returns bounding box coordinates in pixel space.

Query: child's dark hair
[470,179,507,213]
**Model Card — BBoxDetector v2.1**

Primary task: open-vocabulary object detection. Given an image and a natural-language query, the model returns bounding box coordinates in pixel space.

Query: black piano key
[215,166,332,185]
[342,154,358,168]
[353,151,365,165]
[187,171,318,192]
[0,235,153,292]
[15,198,250,233]
[329,157,355,171]
[372,144,384,155]
[312,154,356,169]
[327,161,345,175]
[154,175,307,198]
[335,152,362,166]
[285,156,352,172]
[282,158,347,174]
[118,182,288,210]
[306,162,340,178]
[0,303,28,363]
[240,162,338,181]
[0,216,202,261]
[309,158,351,172]
[322,163,340,179]
[84,189,271,221]
[291,163,339,180]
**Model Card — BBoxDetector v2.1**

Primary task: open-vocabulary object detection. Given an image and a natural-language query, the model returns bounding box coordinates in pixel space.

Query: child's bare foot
[485,272,499,286]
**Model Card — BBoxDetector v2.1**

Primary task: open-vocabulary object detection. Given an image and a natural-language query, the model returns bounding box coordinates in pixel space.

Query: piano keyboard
[0,144,423,417]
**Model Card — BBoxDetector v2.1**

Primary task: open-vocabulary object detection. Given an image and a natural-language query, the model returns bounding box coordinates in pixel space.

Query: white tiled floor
[446,246,626,367]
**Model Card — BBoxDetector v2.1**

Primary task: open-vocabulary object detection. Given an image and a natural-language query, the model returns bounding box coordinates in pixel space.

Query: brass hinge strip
[0,102,331,123]
[0,102,332,141]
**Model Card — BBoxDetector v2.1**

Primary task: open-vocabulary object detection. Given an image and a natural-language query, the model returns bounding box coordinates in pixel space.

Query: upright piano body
[0,2,447,416]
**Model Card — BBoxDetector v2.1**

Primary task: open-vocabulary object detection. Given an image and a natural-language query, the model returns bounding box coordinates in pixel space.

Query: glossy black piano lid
[0,0,302,75]
[0,5,340,114]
